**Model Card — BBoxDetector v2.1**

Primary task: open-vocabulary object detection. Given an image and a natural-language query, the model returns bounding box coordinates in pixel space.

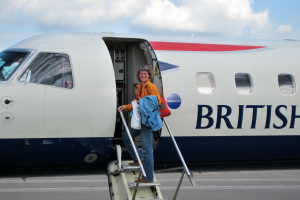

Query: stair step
[122,165,140,170]
[128,182,161,188]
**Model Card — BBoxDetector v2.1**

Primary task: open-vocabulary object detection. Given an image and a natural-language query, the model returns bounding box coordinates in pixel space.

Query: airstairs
[107,111,196,200]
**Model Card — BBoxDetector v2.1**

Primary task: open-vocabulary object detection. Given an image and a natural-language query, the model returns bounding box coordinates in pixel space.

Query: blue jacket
[139,95,163,131]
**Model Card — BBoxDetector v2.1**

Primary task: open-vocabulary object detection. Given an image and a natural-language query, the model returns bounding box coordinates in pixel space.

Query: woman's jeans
[122,125,154,181]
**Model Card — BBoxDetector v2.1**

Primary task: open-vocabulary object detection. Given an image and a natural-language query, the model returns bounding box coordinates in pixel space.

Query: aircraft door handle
[5,100,12,104]
[1,96,14,108]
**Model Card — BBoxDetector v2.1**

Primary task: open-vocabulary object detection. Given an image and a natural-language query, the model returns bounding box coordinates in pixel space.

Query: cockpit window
[19,53,73,89]
[0,52,28,81]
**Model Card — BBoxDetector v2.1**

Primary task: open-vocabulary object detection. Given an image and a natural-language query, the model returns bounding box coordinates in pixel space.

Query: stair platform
[128,182,161,188]
[122,165,140,170]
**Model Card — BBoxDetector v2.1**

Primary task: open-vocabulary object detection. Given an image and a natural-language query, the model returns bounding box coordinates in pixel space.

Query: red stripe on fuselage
[149,41,267,52]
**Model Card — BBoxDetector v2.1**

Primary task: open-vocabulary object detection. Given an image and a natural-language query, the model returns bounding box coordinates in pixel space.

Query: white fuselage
[0,33,299,171]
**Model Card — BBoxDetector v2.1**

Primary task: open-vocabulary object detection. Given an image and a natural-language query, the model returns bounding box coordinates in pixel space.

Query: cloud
[1,0,144,30]
[0,0,293,39]
[276,25,292,34]
[131,0,291,39]
[132,0,197,31]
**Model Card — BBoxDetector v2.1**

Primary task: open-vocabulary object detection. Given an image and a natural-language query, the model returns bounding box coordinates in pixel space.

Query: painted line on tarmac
[157,178,300,182]
[0,187,109,192]
[0,179,108,183]
[1,185,300,193]
[275,174,300,178]
[2,178,298,184]
[160,185,300,190]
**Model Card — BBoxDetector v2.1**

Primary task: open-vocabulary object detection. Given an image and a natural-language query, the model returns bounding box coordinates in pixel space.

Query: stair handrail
[120,111,146,177]
[163,118,191,176]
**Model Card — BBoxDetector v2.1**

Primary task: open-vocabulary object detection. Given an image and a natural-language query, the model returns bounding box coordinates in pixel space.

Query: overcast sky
[0,0,299,51]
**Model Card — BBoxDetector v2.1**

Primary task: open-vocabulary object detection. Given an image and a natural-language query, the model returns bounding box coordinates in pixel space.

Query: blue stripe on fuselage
[154,135,300,163]
[0,137,115,168]
[1,135,300,169]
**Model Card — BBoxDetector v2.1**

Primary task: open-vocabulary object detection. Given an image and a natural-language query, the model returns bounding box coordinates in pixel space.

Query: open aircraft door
[102,37,164,149]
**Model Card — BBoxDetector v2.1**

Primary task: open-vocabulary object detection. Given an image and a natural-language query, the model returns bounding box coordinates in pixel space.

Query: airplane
[0,32,300,179]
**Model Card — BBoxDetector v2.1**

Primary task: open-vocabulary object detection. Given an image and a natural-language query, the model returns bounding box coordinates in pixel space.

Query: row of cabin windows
[196,72,296,95]
[1,51,296,95]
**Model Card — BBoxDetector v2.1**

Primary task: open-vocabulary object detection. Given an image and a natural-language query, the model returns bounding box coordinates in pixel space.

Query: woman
[118,64,161,183]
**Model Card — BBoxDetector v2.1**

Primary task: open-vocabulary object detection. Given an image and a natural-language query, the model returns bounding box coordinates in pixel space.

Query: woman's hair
[136,64,153,82]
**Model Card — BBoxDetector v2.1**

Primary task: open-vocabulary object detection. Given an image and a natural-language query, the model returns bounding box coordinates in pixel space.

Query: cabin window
[0,51,28,81]
[278,74,296,95]
[196,72,216,94]
[235,73,254,95]
[19,53,73,89]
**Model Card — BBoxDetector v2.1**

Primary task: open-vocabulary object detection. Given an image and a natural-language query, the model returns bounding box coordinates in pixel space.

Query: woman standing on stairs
[118,65,162,183]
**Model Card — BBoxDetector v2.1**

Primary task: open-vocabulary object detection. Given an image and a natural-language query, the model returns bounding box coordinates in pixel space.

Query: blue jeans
[122,125,154,181]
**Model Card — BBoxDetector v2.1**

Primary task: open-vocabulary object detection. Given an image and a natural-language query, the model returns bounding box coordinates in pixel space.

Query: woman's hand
[136,99,140,104]
[118,106,125,112]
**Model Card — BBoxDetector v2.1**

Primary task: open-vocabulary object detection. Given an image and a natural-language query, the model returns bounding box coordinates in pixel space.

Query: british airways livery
[0,32,299,177]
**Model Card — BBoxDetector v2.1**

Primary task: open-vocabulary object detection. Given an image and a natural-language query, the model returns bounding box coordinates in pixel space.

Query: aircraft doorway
[103,38,163,149]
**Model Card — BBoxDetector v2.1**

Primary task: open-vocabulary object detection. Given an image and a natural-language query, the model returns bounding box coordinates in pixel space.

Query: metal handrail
[163,118,191,176]
[119,111,146,177]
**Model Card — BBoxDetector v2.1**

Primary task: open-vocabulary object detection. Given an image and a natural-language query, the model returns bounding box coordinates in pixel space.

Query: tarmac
[0,169,300,200]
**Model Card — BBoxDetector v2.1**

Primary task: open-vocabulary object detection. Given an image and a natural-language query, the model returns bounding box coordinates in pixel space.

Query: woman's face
[139,70,150,82]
